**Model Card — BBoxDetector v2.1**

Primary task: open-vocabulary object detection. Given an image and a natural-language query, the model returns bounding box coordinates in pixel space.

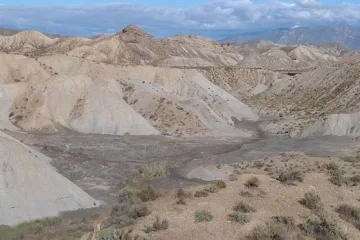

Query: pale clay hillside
[1,25,360,240]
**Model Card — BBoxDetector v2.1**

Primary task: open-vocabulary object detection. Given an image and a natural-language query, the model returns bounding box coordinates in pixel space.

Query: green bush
[245,177,260,188]
[194,190,209,198]
[204,185,219,193]
[336,204,360,230]
[229,174,238,181]
[300,214,347,240]
[215,180,227,189]
[140,162,169,178]
[299,192,322,210]
[176,188,192,199]
[144,217,168,233]
[233,201,256,213]
[248,217,303,240]
[228,212,249,224]
[195,210,213,222]
[278,170,303,184]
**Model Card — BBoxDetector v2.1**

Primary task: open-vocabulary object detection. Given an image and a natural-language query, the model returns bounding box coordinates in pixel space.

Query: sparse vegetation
[336,204,360,230]
[144,217,169,233]
[245,176,260,188]
[240,190,254,197]
[229,174,238,181]
[195,210,213,222]
[299,192,322,210]
[176,188,191,205]
[0,215,97,240]
[340,156,360,163]
[204,184,219,193]
[233,201,256,213]
[122,185,160,204]
[300,214,348,240]
[228,212,249,224]
[215,180,226,189]
[138,185,161,202]
[248,216,303,240]
[194,190,209,198]
[140,161,169,178]
[278,170,303,184]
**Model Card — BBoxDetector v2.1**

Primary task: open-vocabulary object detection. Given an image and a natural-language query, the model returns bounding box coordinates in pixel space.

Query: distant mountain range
[221,26,360,49]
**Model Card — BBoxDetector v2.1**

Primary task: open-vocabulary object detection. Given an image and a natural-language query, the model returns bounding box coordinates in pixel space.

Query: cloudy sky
[0,0,359,39]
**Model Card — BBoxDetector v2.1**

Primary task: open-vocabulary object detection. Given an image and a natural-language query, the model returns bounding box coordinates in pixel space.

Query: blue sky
[1,0,354,4]
[0,0,359,39]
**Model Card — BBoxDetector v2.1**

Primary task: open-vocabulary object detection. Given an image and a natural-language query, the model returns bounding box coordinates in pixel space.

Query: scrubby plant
[299,214,347,240]
[240,190,254,197]
[215,180,227,189]
[138,185,160,202]
[278,170,303,184]
[233,201,256,213]
[248,216,303,240]
[228,212,249,224]
[299,192,322,210]
[204,184,219,193]
[144,217,169,233]
[245,176,260,188]
[195,210,213,222]
[140,162,169,178]
[229,174,238,181]
[336,204,360,230]
[176,188,192,199]
[194,190,209,198]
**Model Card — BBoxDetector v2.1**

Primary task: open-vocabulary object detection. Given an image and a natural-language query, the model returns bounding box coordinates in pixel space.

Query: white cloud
[0,1,359,38]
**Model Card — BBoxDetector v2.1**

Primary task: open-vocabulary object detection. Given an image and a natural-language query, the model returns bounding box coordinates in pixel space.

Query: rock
[0,131,98,225]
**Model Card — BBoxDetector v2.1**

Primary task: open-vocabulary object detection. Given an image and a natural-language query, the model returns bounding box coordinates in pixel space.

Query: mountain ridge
[221,26,360,49]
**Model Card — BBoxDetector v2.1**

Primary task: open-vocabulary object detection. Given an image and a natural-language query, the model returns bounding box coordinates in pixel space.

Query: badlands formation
[1,25,360,239]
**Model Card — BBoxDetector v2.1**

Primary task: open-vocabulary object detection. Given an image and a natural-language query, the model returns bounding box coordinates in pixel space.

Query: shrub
[329,174,345,186]
[300,214,347,240]
[245,177,260,188]
[111,203,149,219]
[204,185,219,193]
[233,201,256,213]
[233,169,241,175]
[140,162,169,178]
[97,228,141,240]
[278,170,303,184]
[194,190,209,198]
[340,156,360,162]
[108,215,134,229]
[240,190,254,197]
[349,175,360,183]
[252,162,265,169]
[271,216,296,228]
[215,180,227,189]
[176,188,192,199]
[144,217,168,233]
[326,162,339,171]
[299,192,322,210]
[176,199,186,205]
[228,212,249,224]
[139,186,160,202]
[336,204,360,230]
[195,210,213,222]
[229,174,238,181]
[248,217,303,240]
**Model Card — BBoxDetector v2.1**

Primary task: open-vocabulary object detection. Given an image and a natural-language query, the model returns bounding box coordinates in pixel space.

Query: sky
[0,0,359,39]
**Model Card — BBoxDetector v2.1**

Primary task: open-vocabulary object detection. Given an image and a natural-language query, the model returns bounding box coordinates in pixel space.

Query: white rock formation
[0,131,98,226]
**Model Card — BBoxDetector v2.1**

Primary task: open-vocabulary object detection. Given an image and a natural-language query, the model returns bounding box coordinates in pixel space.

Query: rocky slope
[0,131,98,225]
[0,53,258,137]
